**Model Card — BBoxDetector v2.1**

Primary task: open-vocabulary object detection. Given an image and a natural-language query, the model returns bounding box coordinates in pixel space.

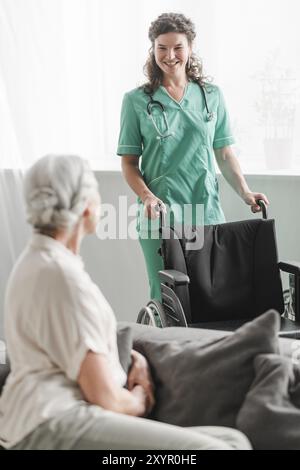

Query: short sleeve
[213,87,235,149]
[117,92,143,156]
[37,266,110,382]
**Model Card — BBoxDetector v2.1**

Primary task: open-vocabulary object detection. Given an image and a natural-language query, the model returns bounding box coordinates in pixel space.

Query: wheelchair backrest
[163,219,284,323]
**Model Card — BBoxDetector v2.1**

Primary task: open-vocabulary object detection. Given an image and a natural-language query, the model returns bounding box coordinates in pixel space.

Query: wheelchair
[137,200,300,334]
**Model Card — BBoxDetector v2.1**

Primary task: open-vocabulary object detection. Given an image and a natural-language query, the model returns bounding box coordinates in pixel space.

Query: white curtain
[1,0,212,170]
[0,0,217,268]
[1,0,299,173]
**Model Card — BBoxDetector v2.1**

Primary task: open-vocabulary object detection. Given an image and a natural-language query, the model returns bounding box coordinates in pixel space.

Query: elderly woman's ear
[82,195,101,234]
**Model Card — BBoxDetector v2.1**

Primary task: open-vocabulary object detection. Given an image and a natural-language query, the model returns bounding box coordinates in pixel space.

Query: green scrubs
[117,81,235,300]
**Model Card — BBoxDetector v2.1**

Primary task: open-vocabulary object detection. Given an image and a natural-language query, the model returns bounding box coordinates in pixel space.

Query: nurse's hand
[243,192,270,213]
[143,194,167,219]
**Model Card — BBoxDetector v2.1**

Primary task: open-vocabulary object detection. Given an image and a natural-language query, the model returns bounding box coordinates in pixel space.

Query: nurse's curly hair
[143,12,210,94]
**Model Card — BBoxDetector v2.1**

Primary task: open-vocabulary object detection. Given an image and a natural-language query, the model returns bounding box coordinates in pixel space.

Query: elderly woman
[0,155,250,450]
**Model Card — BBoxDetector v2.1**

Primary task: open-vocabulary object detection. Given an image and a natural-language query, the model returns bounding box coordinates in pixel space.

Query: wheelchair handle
[157,203,166,228]
[256,199,268,219]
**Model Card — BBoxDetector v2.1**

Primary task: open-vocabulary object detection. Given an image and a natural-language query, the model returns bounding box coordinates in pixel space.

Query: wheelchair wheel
[137,300,168,328]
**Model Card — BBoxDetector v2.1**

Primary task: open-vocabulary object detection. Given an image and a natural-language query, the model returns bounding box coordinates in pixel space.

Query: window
[0,0,299,173]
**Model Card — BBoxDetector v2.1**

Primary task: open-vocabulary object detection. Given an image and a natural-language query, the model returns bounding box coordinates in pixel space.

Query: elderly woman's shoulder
[31,250,86,294]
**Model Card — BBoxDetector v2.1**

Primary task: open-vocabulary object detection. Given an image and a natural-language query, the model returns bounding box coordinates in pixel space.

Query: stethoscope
[146,82,214,140]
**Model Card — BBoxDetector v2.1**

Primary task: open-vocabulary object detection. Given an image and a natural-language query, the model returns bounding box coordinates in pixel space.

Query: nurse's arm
[121,156,153,203]
[214,146,251,199]
[214,146,269,212]
[121,156,166,218]
[77,350,149,417]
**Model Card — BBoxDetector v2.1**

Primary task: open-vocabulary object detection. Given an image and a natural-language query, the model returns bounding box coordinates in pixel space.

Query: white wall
[1,171,299,339]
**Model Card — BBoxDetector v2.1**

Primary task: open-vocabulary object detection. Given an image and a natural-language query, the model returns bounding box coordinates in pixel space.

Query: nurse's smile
[154,32,191,78]
[164,62,180,68]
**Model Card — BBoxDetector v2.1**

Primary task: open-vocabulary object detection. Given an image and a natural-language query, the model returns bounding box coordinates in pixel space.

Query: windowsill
[2,166,300,178]
[92,168,300,177]
[216,169,300,177]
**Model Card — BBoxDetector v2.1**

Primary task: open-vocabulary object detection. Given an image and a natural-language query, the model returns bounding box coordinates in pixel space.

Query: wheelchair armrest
[279,261,300,322]
[158,269,190,287]
[278,261,300,276]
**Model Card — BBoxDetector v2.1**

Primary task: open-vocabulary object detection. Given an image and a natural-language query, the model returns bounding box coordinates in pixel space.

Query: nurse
[117,12,269,301]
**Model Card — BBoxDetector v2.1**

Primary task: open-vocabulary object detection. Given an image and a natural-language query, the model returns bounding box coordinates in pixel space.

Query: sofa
[1,311,300,450]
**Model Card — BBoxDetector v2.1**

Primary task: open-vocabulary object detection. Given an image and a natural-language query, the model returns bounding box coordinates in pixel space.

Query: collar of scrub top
[145,81,215,140]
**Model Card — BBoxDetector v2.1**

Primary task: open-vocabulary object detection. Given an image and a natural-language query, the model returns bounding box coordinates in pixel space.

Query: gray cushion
[133,310,280,427]
[116,324,133,374]
[237,353,300,450]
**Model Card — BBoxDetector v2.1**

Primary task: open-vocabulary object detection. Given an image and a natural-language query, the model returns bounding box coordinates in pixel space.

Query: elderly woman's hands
[127,350,155,416]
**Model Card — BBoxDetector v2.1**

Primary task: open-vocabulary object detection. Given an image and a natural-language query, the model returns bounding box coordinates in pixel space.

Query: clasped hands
[127,349,155,416]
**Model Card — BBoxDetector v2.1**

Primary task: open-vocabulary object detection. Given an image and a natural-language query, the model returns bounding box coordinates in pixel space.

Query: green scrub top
[117,81,235,233]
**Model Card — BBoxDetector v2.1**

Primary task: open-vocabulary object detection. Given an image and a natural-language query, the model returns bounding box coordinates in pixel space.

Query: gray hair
[24,154,99,231]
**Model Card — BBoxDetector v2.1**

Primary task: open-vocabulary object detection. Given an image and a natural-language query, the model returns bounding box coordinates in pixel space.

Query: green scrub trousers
[139,235,163,300]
